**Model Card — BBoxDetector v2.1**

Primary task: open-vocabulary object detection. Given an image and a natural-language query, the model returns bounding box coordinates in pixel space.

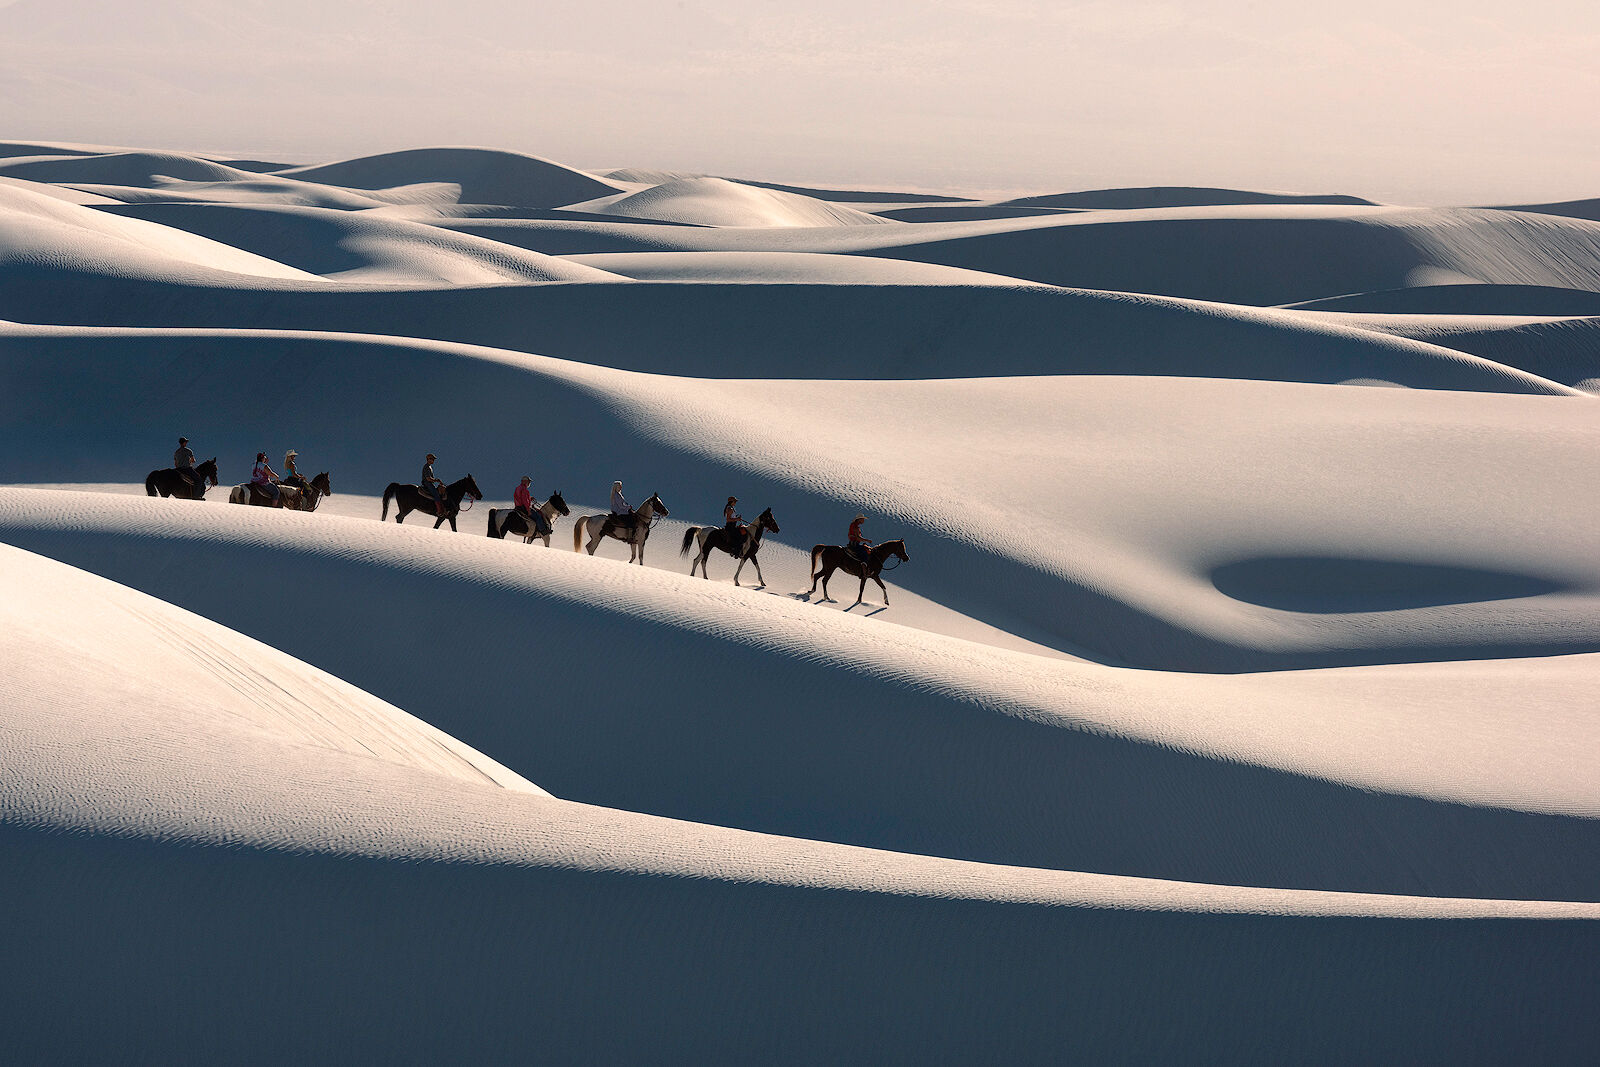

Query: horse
[487,490,570,546]
[281,471,332,512]
[573,492,669,564]
[145,458,218,500]
[808,539,909,607]
[680,507,780,586]
[229,471,331,511]
[381,474,483,532]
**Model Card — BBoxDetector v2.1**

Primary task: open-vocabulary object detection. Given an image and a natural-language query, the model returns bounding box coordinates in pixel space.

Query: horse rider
[282,449,307,490]
[848,512,874,564]
[174,436,197,494]
[421,453,446,516]
[724,496,747,543]
[606,480,635,536]
[251,452,282,506]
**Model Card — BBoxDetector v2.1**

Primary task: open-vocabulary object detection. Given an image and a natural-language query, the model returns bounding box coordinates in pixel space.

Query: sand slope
[2,140,1598,1060]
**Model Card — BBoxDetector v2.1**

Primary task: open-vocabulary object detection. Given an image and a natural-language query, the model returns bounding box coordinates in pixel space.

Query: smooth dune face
[2,141,1598,1061]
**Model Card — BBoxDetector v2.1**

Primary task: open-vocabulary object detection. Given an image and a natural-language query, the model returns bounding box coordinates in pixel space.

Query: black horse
[681,507,780,586]
[381,474,483,532]
[487,491,570,546]
[808,539,910,607]
[145,458,219,500]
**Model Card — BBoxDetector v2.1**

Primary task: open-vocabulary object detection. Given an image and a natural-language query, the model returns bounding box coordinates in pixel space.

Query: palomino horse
[229,471,332,511]
[145,458,218,500]
[487,491,570,546]
[381,474,484,532]
[573,492,669,563]
[809,539,910,607]
[680,507,780,586]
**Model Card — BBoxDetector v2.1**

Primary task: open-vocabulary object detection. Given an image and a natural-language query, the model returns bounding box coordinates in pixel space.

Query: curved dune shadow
[1212,556,1565,614]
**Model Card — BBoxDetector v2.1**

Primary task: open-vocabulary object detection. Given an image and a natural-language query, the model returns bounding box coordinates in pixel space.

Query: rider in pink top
[251,452,281,506]
[514,477,533,518]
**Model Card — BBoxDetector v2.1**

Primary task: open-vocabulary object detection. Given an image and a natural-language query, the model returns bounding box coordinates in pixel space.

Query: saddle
[604,513,641,537]
[247,483,278,506]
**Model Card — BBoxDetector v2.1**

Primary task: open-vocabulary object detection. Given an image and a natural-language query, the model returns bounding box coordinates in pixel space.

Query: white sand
[1,142,1597,1061]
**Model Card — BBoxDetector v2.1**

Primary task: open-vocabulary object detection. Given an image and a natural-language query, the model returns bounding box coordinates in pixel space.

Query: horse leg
[750,555,766,588]
[874,574,890,605]
[851,574,867,608]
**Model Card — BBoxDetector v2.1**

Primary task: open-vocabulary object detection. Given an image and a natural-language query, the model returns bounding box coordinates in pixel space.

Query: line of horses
[146,458,333,513]
[142,464,910,606]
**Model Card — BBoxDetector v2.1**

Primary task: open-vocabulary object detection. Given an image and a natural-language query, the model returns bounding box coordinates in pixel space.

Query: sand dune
[3,325,1595,674]
[442,204,1600,306]
[0,180,318,283]
[8,534,1597,1059]
[570,176,900,228]
[98,202,627,284]
[3,140,1597,1059]
[275,147,630,209]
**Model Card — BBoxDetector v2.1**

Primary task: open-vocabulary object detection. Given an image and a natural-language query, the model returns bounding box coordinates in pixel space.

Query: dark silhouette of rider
[421,454,446,516]
[848,512,873,564]
[174,437,197,494]
[723,496,747,541]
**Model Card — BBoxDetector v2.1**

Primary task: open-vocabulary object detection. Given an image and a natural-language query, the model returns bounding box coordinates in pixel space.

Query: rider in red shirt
[514,476,533,519]
[848,513,872,562]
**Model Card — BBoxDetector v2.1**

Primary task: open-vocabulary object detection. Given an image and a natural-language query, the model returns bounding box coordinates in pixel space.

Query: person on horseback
[723,496,748,549]
[282,449,307,490]
[174,437,197,494]
[610,480,630,516]
[251,452,282,506]
[848,512,873,564]
[421,453,446,517]
[514,475,551,537]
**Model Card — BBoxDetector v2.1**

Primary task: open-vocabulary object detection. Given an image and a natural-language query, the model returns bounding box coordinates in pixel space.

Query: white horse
[487,491,570,547]
[572,492,669,564]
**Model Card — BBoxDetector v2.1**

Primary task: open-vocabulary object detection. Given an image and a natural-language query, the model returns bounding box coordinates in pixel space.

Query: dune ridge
[1,139,1596,1060]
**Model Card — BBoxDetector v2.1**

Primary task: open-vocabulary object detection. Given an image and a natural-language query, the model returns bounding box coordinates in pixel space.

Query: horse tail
[381,483,397,520]
[487,509,502,538]
[145,471,159,497]
[573,516,587,552]
[680,527,699,557]
[810,544,825,580]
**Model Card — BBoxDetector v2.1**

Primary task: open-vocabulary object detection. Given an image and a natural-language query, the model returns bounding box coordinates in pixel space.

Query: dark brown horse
[680,507,780,586]
[809,539,909,607]
[145,458,218,500]
[381,474,483,531]
[487,491,570,546]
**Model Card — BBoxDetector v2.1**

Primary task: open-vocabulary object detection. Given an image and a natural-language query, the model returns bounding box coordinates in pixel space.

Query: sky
[1,0,1596,203]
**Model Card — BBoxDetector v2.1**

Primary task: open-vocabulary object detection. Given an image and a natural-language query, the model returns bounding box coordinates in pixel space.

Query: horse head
[313,472,332,495]
[758,507,780,533]
[200,458,219,485]
[646,492,669,517]
[548,490,570,516]
[883,539,909,563]
[461,474,483,500]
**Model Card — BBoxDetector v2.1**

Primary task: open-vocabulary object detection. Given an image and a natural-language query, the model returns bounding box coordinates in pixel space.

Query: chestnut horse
[808,539,909,607]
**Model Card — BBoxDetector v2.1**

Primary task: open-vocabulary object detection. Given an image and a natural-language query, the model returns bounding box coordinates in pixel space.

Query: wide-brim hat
[426,453,436,460]
[854,513,866,521]
[178,437,188,444]
[285,449,298,458]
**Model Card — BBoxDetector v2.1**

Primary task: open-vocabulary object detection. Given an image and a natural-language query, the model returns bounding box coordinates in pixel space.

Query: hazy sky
[1,0,1596,202]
